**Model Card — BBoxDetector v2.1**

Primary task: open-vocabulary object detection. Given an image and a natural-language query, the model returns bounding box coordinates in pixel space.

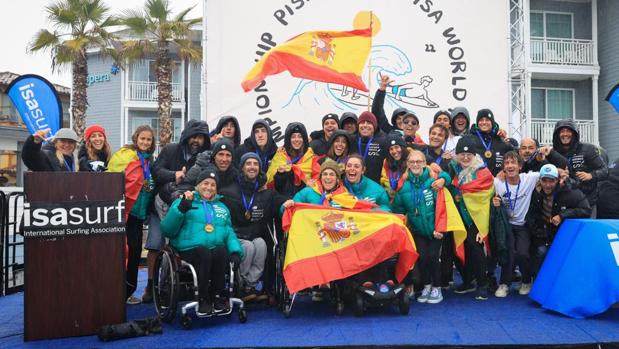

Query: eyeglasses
[403,120,418,126]
[407,160,425,165]
[458,153,474,158]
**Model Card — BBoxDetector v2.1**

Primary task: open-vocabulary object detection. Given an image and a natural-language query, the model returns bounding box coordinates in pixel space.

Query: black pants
[179,246,228,301]
[499,224,532,285]
[126,214,144,298]
[414,234,442,287]
[462,226,488,287]
[440,232,465,285]
[530,236,548,278]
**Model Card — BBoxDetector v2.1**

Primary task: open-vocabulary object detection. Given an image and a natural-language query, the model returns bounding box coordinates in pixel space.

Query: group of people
[21,75,616,316]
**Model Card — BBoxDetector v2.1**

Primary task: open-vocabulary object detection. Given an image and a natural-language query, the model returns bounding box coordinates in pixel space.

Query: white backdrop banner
[206,0,510,143]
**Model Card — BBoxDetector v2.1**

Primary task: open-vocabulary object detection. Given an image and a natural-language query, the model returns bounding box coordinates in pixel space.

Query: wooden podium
[23,172,126,341]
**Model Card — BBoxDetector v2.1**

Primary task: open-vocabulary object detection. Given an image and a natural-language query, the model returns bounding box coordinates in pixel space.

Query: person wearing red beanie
[354,111,386,183]
[79,124,111,172]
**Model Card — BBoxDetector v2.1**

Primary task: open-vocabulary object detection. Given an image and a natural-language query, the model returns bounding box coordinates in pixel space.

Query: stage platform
[1,270,618,348]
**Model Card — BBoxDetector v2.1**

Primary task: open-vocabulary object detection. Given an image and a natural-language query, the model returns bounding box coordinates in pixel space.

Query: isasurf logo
[608,233,619,267]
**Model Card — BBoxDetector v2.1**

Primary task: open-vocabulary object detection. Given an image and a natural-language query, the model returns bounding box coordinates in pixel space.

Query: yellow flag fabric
[266,148,317,188]
[435,188,467,263]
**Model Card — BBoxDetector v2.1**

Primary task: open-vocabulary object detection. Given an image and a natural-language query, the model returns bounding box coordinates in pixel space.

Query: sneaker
[495,284,509,298]
[142,287,153,304]
[213,296,230,313]
[126,295,141,305]
[197,301,213,316]
[427,287,443,304]
[241,287,257,302]
[454,283,476,294]
[417,285,432,303]
[519,283,532,295]
[474,286,489,301]
[311,290,324,302]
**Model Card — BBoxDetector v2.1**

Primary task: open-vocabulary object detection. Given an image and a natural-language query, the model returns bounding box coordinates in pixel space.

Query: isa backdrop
[205,0,510,143]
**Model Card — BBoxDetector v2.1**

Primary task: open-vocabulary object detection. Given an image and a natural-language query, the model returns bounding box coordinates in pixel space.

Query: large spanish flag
[266,148,318,188]
[282,203,418,293]
[107,147,145,221]
[451,168,495,253]
[435,188,466,263]
[242,27,372,92]
[311,183,377,209]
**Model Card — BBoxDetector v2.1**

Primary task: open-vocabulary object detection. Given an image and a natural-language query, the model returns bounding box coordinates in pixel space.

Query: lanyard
[387,168,401,190]
[425,148,443,166]
[63,157,74,172]
[410,180,423,208]
[344,179,359,197]
[256,148,268,168]
[137,152,151,181]
[287,153,302,165]
[240,180,259,213]
[475,130,492,152]
[504,179,521,212]
[320,190,328,205]
[357,137,374,161]
[201,201,214,225]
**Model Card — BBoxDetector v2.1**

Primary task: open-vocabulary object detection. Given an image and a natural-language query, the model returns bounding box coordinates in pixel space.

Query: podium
[23,172,126,341]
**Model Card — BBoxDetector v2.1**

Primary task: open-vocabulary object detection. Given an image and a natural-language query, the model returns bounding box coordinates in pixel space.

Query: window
[129,115,182,144]
[129,60,182,83]
[531,88,574,120]
[530,12,573,38]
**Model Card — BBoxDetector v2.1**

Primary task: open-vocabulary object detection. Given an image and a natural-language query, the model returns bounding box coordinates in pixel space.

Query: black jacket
[372,89,406,134]
[152,120,210,186]
[78,143,108,172]
[274,122,311,198]
[309,130,330,156]
[211,115,241,147]
[521,149,568,173]
[597,158,619,218]
[22,136,78,172]
[219,174,286,241]
[354,131,386,183]
[469,125,513,176]
[525,183,591,242]
[234,119,278,168]
[552,120,608,205]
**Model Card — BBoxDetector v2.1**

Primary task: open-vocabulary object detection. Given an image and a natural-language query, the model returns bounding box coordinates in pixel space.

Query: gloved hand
[229,253,241,270]
[178,193,195,213]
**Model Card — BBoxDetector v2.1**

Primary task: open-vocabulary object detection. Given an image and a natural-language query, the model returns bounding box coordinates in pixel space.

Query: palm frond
[147,0,170,22]
[29,29,61,52]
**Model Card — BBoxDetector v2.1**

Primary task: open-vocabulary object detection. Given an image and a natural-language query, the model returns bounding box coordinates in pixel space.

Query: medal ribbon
[388,168,401,191]
[410,180,423,210]
[240,179,259,215]
[357,137,374,161]
[63,157,75,172]
[475,130,492,154]
[201,201,214,227]
[504,179,521,213]
[137,152,151,181]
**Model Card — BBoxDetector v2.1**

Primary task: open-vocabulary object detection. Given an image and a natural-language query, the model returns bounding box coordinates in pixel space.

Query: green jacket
[343,176,392,212]
[161,192,244,256]
[392,168,451,239]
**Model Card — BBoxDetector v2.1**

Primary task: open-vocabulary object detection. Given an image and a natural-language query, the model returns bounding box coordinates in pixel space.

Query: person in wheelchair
[220,153,290,302]
[161,165,244,316]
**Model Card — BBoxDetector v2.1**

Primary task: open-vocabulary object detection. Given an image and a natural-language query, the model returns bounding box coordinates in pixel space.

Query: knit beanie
[84,124,106,142]
[211,139,234,158]
[455,135,479,154]
[358,111,378,130]
[239,152,262,172]
[320,158,342,177]
[196,165,219,186]
[322,113,339,126]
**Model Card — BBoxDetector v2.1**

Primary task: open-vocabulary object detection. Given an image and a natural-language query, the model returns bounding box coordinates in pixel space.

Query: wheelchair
[273,227,345,318]
[152,245,247,329]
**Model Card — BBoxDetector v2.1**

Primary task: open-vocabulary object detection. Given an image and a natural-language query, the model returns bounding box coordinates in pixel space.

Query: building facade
[0,72,70,187]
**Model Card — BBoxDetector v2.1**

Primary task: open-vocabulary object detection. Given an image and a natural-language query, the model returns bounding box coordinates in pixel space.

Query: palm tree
[120,0,201,146]
[29,0,119,139]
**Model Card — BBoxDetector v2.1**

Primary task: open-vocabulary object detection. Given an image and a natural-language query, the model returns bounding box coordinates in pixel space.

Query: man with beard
[469,109,513,176]
[552,120,607,217]
[235,119,278,169]
[309,113,340,156]
[186,139,239,191]
[518,138,567,173]
[220,153,290,302]
[210,115,241,147]
[145,120,211,303]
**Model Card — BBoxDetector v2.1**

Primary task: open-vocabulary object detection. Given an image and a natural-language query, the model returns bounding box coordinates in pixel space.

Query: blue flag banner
[530,219,619,319]
[5,74,62,138]
[607,83,619,113]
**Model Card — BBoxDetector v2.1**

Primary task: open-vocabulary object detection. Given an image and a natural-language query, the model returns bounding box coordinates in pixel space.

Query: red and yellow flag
[266,148,318,188]
[107,148,145,221]
[282,203,418,293]
[311,183,377,209]
[435,188,466,263]
[452,168,495,253]
[242,27,372,92]
[380,160,408,195]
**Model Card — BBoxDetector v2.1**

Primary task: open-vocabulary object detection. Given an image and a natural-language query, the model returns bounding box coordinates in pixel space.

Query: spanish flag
[242,27,372,92]
[107,147,145,221]
[380,160,407,195]
[266,148,319,188]
[282,203,418,293]
[311,183,377,209]
[451,168,495,253]
[435,188,466,263]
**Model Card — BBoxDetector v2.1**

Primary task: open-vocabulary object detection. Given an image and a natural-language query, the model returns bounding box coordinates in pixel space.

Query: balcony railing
[127,81,182,102]
[531,119,596,145]
[530,37,595,66]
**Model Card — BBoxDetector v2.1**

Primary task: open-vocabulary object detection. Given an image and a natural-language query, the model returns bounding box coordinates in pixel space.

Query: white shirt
[494,172,540,226]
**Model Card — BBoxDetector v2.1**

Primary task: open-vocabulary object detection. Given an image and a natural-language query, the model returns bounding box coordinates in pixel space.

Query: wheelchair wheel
[398,291,410,315]
[153,250,179,323]
[181,314,192,330]
[354,293,365,317]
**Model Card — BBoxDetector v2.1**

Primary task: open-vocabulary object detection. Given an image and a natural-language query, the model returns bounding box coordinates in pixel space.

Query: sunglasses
[403,120,418,126]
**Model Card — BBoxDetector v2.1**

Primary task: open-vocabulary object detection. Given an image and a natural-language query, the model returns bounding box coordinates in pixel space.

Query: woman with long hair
[107,125,156,305]
[380,133,409,201]
[79,124,112,172]
[22,128,81,172]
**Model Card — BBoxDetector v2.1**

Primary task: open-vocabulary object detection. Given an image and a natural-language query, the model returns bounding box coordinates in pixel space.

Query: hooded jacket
[392,167,451,239]
[552,120,608,205]
[22,136,80,172]
[219,173,286,241]
[469,123,513,176]
[318,130,355,166]
[450,107,471,136]
[78,143,109,172]
[274,122,312,197]
[153,120,210,186]
[339,112,358,135]
[161,193,244,255]
[353,120,386,184]
[235,119,278,168]
[597,159,619,218]
[309,130,330,156]
[212,115,241,147]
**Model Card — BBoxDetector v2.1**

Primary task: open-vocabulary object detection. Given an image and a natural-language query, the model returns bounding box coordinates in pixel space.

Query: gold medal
[484,150,493,159]
[143,181,152,192]
[244,211,251,220]
[204,224,214,233]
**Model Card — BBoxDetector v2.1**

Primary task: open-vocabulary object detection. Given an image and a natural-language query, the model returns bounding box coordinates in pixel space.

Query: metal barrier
[1,190,25,296]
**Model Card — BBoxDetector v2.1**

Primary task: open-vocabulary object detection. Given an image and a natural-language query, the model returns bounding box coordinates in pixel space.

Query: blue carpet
[1,270,618,348]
